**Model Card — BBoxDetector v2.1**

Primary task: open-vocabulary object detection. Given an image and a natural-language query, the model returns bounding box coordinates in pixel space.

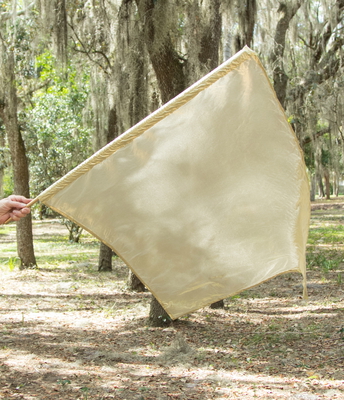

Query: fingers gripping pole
[4,198,39,224]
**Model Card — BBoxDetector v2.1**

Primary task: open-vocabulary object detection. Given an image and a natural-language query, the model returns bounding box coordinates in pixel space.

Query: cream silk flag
[35,47,310,319]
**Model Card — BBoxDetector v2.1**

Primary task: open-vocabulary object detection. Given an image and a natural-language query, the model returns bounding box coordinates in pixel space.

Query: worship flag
[34,46,310,319]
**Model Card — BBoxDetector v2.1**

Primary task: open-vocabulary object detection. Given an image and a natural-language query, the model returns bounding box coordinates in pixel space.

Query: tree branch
[23,80,52,99]
[68,22,112,73]
[302,127,330,145]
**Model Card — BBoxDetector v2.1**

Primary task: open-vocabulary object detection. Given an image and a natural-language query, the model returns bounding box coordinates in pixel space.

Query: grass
[308,225,344,245]
[306,205,344,277]
[306,249,342,272]
[0,221,99,271]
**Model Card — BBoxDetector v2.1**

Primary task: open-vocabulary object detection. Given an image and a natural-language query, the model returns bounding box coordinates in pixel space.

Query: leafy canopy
[25,51,92,197]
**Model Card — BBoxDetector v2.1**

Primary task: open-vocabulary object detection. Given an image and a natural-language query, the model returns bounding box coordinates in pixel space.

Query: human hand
[0,195,32,225]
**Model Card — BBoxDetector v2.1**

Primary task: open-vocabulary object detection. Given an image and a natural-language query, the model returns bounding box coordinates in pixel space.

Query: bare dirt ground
[0,204,343,400]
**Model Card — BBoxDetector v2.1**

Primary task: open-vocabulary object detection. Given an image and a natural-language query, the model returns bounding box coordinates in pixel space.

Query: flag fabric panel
[37,47,310,319]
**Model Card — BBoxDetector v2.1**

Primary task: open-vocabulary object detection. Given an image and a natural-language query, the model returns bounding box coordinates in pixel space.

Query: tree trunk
[317,173,325,198]
[270,1,302,109]
[234,0,257,52]
[323,168,331,200]
[135,0,186,104]
[310,173,316,202]
[0,47,36,269]
[53,0,68,68]
[128,270,146,292]
[136,0,224,323]
[124,20,149,291]
[198,0,222,70]
[98,242,113,271]
[314,146,324,199]
[0,127,5,197]
[198,1,224,311]
[134,0,186,325]
[147,296,172,327]
[333,172,339,197]
[210,299,225,309]
[95,107,119,271]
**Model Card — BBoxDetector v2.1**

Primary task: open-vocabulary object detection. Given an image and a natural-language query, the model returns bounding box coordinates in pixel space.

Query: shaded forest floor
[0,199,344,399]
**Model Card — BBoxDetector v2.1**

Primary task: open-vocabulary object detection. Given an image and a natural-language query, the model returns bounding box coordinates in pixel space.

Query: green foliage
[339,327,344,340]
[303,142,315,172]
[7,256,18,271]
[57,379,71,388]
[337,273,342,285]
[2,169,14,197]
[306,249,341,273]
[80,386,90,400]
[25,51,92,197]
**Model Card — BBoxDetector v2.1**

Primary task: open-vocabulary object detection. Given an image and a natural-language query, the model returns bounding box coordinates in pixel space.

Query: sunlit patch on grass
[308,224,344,245]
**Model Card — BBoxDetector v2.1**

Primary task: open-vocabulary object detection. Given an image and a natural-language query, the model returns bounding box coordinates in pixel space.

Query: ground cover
[0,201,343,400]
